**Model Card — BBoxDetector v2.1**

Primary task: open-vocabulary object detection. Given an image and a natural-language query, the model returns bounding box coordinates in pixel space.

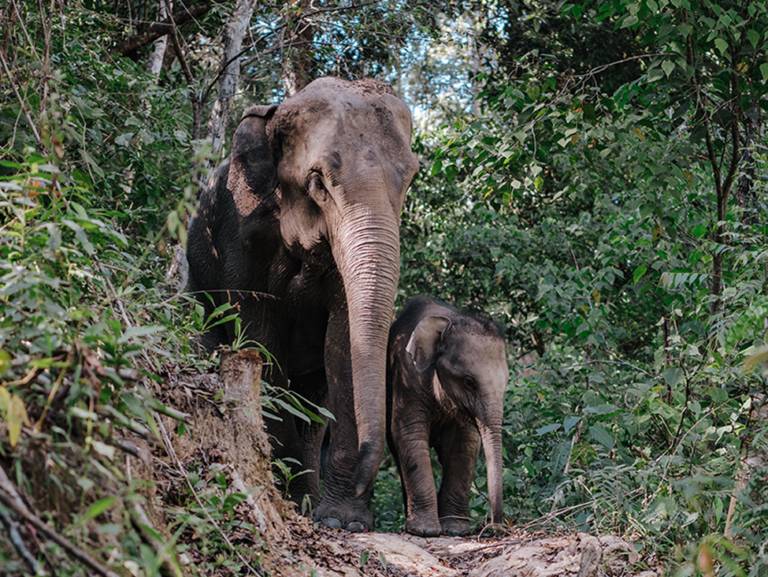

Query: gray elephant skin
[186,77,419,532]
[387,296,508,536]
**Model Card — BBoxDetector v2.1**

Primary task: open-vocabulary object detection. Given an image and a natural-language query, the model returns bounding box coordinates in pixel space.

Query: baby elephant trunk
[478,421,504,525]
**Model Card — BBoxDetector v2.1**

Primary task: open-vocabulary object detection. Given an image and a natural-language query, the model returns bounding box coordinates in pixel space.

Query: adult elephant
[186,77,419,532]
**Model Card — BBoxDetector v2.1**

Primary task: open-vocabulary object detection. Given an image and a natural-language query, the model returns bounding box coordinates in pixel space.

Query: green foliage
[0,5,219,575]
[2,0,767,574]
[388,0,768,572]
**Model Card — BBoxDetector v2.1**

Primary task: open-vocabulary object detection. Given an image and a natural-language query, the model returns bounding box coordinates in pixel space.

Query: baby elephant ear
[406,315,451,372]
[227,104,278,218]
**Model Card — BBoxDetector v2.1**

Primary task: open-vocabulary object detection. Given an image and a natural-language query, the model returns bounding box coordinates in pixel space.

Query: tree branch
[0,48,42,147]
[201,0,384,101]
[0,467,120,577]
[0,504,44,575]
[115,1,211,55]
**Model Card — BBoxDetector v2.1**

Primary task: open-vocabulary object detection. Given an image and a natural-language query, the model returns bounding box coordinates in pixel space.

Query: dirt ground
[280,519,655,577]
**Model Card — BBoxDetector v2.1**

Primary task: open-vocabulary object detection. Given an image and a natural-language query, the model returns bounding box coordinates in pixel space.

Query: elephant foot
[440,516,471,536]
[405,514,441,537]
[314,498,373,532]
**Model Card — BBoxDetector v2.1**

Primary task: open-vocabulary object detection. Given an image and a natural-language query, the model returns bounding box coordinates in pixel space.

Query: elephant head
[406,312,508,525]
[227,78,419,496]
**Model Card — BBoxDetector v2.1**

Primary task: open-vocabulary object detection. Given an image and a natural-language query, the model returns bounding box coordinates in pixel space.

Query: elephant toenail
[346,521,366,533]
[322,517,342,529]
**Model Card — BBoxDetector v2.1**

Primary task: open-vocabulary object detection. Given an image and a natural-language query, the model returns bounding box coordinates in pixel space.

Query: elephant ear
[406,315,451,372]
[227,104,278,218]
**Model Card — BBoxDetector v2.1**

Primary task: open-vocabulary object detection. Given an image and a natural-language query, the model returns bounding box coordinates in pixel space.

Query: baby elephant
[387,296,508,536]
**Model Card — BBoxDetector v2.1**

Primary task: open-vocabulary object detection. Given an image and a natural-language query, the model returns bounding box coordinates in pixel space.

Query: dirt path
[299,525,655,577]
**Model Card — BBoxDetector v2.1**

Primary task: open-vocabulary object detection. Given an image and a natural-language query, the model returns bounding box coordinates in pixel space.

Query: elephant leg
[435,421,481,536]
[391,416,440,537]
[386,430,409,527]
[313,303,373,532]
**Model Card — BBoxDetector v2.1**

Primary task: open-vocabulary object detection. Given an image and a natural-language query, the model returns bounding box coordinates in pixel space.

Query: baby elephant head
[406,311,508,525]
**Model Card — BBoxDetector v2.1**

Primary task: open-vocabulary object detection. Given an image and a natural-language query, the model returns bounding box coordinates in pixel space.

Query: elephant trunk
[478,420,504,525]
[334,202,400,498]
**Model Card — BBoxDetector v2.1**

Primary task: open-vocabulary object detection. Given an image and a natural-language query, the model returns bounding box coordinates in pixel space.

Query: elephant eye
[463,375,477,388]
[307,171,329,204]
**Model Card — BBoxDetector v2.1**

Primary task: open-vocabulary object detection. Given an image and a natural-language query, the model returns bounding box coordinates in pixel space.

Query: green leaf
[535,423,561,435]
[662,60,675,77]
[632,264,648,283]
[621,14,638,28]
[118,325,164,344]
[563,416,580,434]
[588,424,614,449]
[359,550,371,568]
[83,496,117,521]
[6,395,29,448]
[663,367,684,386]
[271,397,311,424]
[91,440,116,460]
[714,38,728,55]
[761,62,768,81]
[584,404,618,416]
[691,223,708,238]
[61,219,94,255]
[0,350,10,374]
[747,29,760,49]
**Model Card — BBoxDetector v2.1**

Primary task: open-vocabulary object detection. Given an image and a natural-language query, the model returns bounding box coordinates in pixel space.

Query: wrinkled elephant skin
[387,296,509,536]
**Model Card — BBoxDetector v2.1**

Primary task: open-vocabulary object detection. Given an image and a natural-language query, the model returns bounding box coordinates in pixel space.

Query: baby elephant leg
[435,422,481,536]
[392,420,440,537]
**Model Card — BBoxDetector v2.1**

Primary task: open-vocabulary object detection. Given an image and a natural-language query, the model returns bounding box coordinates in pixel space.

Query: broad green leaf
[633,264,648,283]
[621,14,638,28]
[589,424,614,449]
[563,416,580,434]
[535,423,561,435]
[714,38,728,54]
[662,60,675,77]
[663,367,684,387]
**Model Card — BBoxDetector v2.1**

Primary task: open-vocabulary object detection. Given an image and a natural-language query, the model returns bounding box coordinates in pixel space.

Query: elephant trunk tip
[478,420,504,527]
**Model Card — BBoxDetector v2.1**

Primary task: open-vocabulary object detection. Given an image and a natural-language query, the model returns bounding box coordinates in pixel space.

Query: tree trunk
[735,106,761,225]
[147,0,170,78]
[207,0,256,157]
[281,0,314,96]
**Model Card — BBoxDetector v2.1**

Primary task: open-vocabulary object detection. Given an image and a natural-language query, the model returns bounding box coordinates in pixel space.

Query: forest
[0,0,767,575]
